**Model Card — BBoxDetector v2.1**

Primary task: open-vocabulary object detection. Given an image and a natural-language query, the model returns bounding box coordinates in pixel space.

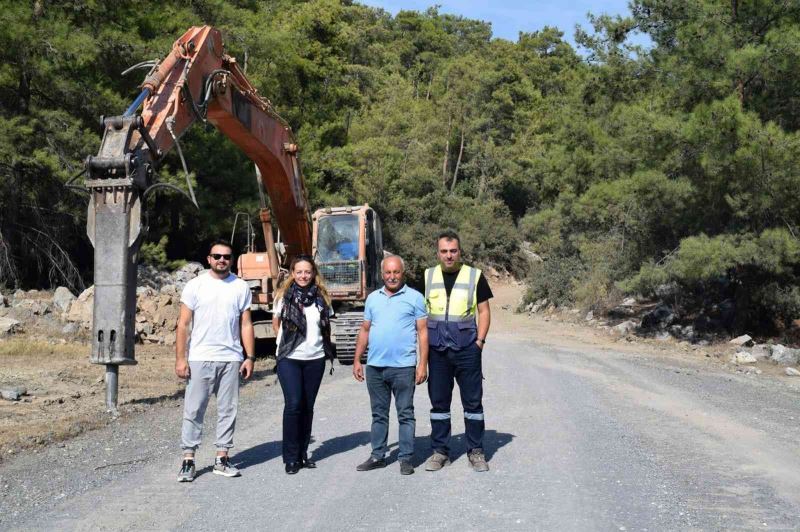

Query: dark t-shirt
[441,267,493,303]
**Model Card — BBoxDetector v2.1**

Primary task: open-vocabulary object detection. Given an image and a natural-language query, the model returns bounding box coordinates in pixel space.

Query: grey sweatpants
[180,361,241,452]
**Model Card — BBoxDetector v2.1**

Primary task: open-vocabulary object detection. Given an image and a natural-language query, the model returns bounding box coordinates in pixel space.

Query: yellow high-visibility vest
[424,265,480,322]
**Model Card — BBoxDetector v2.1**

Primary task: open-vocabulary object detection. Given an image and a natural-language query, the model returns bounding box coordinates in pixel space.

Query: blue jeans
[276,357,325,464]
[366,365,416,461]
[428,344,484,454]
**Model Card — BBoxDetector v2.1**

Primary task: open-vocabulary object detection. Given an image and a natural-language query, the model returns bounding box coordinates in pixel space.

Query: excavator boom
[82,26,312,410]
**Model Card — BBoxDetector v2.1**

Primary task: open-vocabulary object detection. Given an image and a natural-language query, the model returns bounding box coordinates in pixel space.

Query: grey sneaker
[399,460,414,475]
[424,452,450,471]
[177,459,195,482]
[467,448,489,472]
[213,456,241,477]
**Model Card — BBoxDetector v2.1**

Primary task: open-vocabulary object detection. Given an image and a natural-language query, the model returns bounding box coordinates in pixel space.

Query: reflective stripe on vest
[424,265,479,322]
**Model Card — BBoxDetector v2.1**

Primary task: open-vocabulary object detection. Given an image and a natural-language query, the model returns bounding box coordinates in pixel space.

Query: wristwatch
[245,355,256,362]
[477,338,486,345]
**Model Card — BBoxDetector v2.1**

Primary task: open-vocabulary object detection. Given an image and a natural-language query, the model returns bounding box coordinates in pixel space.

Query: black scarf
[277,283,336,364]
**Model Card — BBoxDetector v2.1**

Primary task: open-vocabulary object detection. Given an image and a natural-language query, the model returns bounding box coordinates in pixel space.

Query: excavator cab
[312,204,383,363]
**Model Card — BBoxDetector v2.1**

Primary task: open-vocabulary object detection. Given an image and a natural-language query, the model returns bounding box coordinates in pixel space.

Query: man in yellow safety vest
[423,230,493,472]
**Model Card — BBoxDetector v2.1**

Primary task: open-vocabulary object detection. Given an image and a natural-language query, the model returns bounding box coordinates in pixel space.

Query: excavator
[236,203,382,364]
[77,26,380,412]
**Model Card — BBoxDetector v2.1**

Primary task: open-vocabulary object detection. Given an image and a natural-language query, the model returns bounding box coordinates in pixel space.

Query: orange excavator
[79,26,315,412]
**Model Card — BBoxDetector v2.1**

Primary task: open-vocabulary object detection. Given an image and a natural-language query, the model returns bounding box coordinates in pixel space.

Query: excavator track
[331,311,365,365]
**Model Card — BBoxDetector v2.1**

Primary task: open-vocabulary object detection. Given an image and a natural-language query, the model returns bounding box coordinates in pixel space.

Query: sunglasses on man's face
[210,253,232,261]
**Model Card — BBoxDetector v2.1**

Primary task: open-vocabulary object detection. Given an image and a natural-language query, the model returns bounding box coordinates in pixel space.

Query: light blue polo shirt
[364,284,427,367]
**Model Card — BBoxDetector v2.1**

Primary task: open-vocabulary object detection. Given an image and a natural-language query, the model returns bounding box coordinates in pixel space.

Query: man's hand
[415,364,428,385]
[175,359,190,379]
[353,359,365,382]
[240,358,254,380]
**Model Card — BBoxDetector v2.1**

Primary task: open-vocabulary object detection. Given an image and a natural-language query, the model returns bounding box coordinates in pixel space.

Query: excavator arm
[82,26,311,409]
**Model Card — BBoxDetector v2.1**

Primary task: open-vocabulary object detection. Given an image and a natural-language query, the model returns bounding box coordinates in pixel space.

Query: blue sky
[357,0,647,49]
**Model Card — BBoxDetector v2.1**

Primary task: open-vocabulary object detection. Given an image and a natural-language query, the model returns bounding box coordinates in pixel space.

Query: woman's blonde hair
[275,255,332,306]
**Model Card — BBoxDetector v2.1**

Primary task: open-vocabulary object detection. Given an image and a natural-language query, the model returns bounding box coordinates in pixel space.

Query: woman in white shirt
[272,255,335,474]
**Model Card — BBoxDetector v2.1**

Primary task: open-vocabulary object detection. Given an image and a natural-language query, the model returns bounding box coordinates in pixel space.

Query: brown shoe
[424,452,450,471]
[467,448,489,472]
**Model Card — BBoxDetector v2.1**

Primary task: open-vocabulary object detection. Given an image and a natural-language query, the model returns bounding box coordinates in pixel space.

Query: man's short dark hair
[208,238,233,254]
[436,230,461,248]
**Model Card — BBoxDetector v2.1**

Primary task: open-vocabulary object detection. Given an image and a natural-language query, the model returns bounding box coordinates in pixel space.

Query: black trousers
[276,357,325,463]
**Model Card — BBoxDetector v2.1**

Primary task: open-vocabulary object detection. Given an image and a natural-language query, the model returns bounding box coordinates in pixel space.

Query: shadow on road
[233,439,283,470]
[384,429,514,466]
[233,429,514,471]
[309,431,371,463]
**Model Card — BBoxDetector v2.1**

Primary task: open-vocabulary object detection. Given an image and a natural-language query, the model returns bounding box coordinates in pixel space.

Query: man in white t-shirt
[175,239,255,482]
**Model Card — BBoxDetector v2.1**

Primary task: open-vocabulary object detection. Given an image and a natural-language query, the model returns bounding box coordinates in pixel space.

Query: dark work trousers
[276,357,326,464]
[365,365,416,462]
[428,343,484,455]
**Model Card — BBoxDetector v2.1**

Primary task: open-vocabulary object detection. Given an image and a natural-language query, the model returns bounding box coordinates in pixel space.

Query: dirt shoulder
[0,338,275,460]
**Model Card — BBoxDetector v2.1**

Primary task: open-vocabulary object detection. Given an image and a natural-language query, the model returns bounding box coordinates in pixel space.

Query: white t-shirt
[180,272,252,362]
[275,297,325,361]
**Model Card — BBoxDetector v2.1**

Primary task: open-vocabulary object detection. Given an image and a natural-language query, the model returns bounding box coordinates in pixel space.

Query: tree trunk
[450,126,465,193]
[426,72,433,100]
[442,114,452,184]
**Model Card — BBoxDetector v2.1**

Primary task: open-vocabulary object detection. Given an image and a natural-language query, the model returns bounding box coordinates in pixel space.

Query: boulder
[61,322,80,336]
[785,367,800,377]
[729,334,753,347]
[585,310,594,321]
[530,298,548,314]
[769,344,800,366]
[613,320,638,335]
[0,317,22,336]
[14,299,51,317]
[621,297,637,307]
[520,242,543,263]
[654,283,679,298]
[750,344,770,360]
[52,286,76,313]
[640,304,676,330]
[66,288,93,327]
[729,351,757,365]
[1,389,20,401]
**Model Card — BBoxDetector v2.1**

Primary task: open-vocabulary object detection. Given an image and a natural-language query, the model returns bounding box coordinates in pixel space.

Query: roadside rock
[641,304,676,331]
[14,299,52,317]
[66,287,94,328]
[61,322,80,336]
[585,311,594,321]
[751,344,770,360]
[729,334,753,347]
[520,241,543,263]
[769,344,800,366]
[654,283,679,298]
[729,351,757,365]
[52,287,76,313]
[1,389,21,401]
[785,367,800,377]
[0,317,22,336]
[529,298,548,314]
[613,320,638,336]
[738,366,761,375]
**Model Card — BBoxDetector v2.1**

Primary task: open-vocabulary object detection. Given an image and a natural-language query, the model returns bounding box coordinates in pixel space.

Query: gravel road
[3,330,800,531]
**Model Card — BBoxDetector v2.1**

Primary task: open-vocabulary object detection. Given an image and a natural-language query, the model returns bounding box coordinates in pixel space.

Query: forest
[2,0,800,335]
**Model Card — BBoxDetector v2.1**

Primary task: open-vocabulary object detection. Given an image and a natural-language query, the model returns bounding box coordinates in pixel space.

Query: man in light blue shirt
[353,255,428,475]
